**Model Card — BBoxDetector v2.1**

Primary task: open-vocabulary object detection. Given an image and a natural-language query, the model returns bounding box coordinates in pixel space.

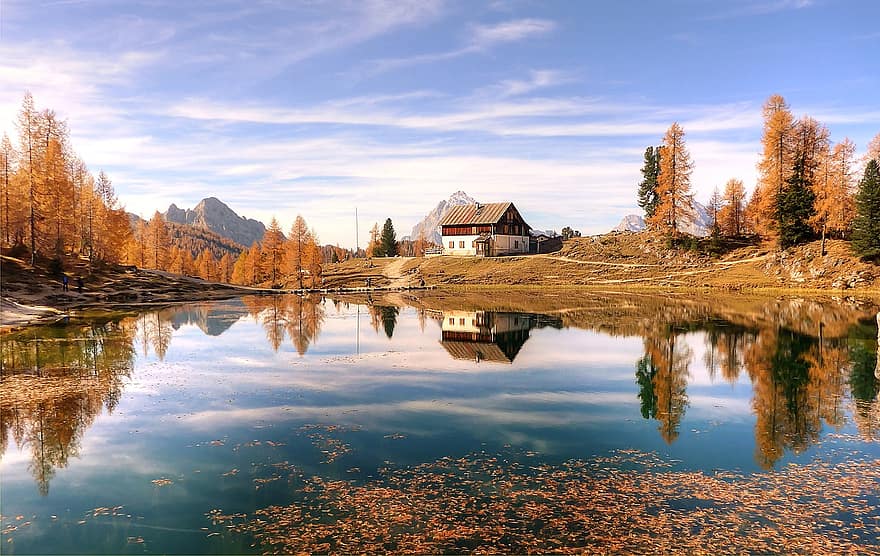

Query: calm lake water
[2,292,880,554]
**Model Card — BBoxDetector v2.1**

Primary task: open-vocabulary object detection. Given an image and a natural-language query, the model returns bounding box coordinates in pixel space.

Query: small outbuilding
[529,229,563,254]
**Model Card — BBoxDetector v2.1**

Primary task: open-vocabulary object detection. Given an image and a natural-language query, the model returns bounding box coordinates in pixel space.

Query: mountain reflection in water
[2,292,880,499]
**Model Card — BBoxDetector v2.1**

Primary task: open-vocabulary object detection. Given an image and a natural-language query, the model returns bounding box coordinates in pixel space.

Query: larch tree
[637,145,662,219]
[287,215,310,289]
[366,222,380,258]
[812,139,856,249]
[287,216,322,289]
[16,92,41,264]
[792,116,830,184]
[852,160,880,260]
[231,247,251,285]
[129,219,148,268]
[195,250,217,281]
[69,157,90,254]
[379,218,398,257]
[0,133,17,246]
[752,94,795,239]
[146,211,171,270]
[720,178,746,237]
[648,123,693,239]
[44,137,73,254]
[218,253,234,283]
[262,217,286,286]
[707,186,723,237]
[413,230,428,256]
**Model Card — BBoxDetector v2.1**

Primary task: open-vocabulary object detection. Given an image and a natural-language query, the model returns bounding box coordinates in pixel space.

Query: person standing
[62,274,69,292]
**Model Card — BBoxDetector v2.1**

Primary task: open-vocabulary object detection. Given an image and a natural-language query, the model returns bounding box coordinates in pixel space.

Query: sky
[0,0,878,246]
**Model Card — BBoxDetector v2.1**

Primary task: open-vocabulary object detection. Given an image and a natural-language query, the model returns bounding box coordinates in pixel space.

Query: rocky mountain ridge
[164,197,266,247]
[406,191,477,244]
[612,200,712,237]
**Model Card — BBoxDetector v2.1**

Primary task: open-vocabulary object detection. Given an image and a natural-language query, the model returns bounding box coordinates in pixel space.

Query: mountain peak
[163,197,266,247]
[409,191,478,243]
[610,201,711,237]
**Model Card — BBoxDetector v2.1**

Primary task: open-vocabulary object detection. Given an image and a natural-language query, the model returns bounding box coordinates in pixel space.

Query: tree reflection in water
[243,294,325,355]
[4,294,880,496]
[0,318,137,495]
[636,312,879,468]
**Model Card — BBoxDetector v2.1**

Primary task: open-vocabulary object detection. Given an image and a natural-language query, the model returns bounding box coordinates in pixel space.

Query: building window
[449,241,454,248]
[459,318,465,325]
[459,241,465,248]
[514,240,519,248]
[449,318,454,325]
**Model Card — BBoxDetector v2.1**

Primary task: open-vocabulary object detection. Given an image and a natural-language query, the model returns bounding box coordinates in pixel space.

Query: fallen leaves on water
[213,448,880,555]
[299,424,359,464]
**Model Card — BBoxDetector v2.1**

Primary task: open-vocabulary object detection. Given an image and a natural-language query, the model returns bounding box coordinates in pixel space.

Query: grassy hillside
[322,231,879,291]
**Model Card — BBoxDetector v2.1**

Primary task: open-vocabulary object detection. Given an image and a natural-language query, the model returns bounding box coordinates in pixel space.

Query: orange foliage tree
[648,123,693,238]
[719,178,747,237]
[750,94,795,240]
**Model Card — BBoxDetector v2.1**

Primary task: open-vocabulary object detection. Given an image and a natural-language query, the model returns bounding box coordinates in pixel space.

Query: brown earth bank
[322,231,880,291]
[5,231,880,331]
[0,253,247,331]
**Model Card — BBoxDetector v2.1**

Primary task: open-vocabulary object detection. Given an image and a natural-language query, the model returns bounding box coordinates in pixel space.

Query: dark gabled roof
[439,202,513,226]
[440,340,513,364]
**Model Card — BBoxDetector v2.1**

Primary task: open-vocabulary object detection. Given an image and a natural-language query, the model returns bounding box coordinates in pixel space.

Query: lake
[2,291,880,554]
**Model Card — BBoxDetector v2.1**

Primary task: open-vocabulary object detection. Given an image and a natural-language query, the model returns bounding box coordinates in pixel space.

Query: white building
[439,202,531,256]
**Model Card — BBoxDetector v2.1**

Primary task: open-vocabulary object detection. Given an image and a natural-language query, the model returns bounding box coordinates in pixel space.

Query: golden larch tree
[146,211,171,270]
[812,138,856,242]
[0,133,18,246]
[751,94,795,239]
[719,178,746,237]
[366,222,381,257]
[413,230,428,256]
[262,217,286,286]
[195,249,217,281]
[218,253,234,283]
[16,92,41,263]
[43,137,74,254]
[231,247,252,285]
[648,122,693,238]
[287,216,322,289]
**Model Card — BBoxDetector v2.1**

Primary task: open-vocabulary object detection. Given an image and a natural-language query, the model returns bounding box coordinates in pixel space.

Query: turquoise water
[1,294,879,553]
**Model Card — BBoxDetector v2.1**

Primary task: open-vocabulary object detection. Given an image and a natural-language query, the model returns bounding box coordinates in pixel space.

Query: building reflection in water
[3,295,880,495]
[439,310,561,364]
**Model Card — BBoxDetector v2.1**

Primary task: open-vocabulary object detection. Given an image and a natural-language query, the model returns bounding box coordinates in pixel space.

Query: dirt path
[535,254,659,268]
[383,257,416,288]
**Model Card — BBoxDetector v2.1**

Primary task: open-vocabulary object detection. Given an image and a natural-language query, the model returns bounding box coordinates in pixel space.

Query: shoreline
[6,280,880,333]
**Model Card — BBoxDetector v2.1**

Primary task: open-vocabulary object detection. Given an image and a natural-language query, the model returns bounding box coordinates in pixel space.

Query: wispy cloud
[703,0,814,19]
[357,17,556,77]
[469,18,556,49]
[484,69,575,98]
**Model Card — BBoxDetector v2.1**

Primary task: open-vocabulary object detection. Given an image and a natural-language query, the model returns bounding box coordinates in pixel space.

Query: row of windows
[448,239,521,249]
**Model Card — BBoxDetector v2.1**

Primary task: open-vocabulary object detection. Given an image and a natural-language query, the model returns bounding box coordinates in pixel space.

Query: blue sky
[1,0,878,246]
